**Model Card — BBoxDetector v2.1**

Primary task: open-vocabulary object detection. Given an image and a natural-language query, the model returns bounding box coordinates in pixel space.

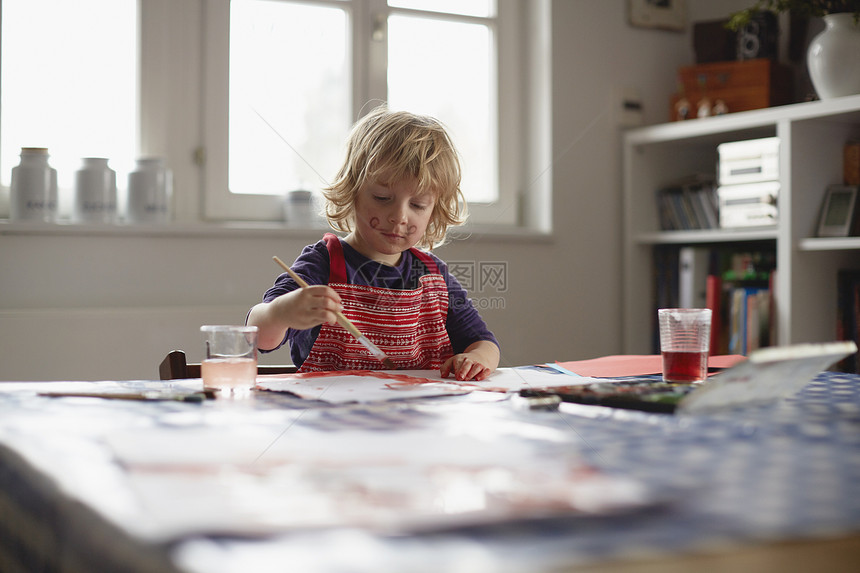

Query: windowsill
[0,219,554,242]
[448,222,554,243]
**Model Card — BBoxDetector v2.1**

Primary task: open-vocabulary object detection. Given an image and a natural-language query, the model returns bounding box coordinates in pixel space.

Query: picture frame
[817,185,859,237]
[629,0,687,31]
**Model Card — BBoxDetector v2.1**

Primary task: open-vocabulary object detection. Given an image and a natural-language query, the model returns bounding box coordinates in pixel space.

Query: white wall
[0,1,756,381]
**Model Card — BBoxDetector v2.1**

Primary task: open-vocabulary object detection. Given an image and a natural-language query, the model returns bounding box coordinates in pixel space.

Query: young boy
[248,106,500,381]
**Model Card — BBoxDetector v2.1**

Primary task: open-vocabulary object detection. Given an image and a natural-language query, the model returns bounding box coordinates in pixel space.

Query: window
[0,0,137,214]
[386,12,495,203]
[227,1,351,198]
[1,1,548,229]
[204,0,525,225]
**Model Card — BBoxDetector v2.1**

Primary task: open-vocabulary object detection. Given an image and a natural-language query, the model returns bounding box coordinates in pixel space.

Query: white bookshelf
[623,94,860,354]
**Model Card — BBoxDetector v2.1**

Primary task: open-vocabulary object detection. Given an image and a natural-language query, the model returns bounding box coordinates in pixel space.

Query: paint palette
[523,342,859,414]
[520,378,694,414]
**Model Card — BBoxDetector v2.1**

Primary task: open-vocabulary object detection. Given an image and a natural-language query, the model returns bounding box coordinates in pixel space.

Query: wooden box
[845,141,860,186]
[670,58,793,121]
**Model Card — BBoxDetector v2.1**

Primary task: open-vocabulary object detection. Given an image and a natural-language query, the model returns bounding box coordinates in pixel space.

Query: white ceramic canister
[73,157,117,223]
[10,147,58,222]
[126,157,172,223]
[283,189,325,227]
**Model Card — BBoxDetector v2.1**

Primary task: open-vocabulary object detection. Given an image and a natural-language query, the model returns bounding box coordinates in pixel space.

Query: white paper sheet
[256,367,601,404]
[104,410,657,538]
[678,341,858,414]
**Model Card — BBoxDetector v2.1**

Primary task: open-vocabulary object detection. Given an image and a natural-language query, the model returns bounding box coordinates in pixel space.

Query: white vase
[9,147,58,222]
[74,157,117,223]
[807,13,860,100]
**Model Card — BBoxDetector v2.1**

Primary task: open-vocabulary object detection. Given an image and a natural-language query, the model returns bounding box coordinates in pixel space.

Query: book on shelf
[706,274,722,356]
[656,175,719,231]
[652,247,680,352]
[678,246,709,309]
[728,287,771,355]
[836,269,860,373]
[652,246,775,356]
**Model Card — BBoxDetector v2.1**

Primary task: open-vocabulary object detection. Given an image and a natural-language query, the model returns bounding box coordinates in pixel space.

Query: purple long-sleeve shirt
[261,237,499,368]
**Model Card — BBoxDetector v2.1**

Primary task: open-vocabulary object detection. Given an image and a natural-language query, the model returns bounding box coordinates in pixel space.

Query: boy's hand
[440,341,499,381]
[275,285,342,330]
[441,353,492,381]
[248,285,343,351]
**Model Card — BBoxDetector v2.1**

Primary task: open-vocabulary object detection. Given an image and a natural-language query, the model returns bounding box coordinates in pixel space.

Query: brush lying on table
[38,390,215,402]
[273,256,396,369]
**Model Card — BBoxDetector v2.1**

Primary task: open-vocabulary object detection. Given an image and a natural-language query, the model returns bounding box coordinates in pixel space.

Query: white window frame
[137,0,206,222]
[199,0,526,226]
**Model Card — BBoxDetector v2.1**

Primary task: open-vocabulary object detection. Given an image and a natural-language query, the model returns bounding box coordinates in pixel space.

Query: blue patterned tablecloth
[2,371,860,573]
[173,371,860,573]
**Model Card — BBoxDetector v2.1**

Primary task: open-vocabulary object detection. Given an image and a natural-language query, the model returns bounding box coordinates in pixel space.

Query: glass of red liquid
[658,308,712,383]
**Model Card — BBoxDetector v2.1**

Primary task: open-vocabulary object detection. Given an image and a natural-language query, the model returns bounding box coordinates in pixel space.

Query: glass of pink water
[200,325,258,396]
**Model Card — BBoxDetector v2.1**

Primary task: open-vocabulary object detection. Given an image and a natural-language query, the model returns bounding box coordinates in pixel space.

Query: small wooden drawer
[670,58,793,121]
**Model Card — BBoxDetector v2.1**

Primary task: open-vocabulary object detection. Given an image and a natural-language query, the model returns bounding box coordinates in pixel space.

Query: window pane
[229,0,351,196]
[388,0,495,18]
[387,14,496,203]
[1,0,137,197]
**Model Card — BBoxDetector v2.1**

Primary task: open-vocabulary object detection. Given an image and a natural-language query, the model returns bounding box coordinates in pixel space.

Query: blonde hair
[323,105,467,249]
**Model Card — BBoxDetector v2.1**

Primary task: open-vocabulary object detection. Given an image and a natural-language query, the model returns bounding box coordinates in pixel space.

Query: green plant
[727,0,860,30]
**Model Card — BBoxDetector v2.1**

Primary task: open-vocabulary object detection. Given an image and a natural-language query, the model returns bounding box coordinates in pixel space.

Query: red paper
[556,354,746,378]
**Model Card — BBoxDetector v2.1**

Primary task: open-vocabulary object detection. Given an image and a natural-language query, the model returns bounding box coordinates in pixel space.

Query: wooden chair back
[159,350,297,380]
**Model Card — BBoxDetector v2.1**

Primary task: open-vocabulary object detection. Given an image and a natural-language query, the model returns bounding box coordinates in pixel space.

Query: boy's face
[348,176,436,265]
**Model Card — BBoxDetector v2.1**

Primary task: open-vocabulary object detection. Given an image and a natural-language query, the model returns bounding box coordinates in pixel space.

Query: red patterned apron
[299,233,454,372]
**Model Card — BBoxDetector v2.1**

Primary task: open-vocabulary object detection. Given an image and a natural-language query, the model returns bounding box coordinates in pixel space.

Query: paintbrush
[38,390,213,402]
[273,256,396,369]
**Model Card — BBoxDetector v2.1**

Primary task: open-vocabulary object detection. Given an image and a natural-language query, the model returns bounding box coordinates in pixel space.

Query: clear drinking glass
[658,308,712,383]
[200,325,258,396]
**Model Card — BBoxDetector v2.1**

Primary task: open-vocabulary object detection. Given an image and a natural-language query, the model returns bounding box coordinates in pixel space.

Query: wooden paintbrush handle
[273,256,364,338]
